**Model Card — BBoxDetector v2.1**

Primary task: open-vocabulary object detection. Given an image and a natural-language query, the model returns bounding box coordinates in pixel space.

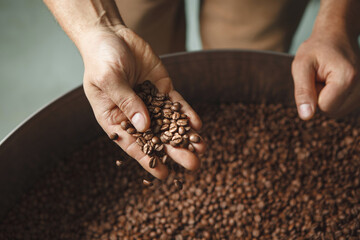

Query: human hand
[78,27,205,179]
[292,29,360,120]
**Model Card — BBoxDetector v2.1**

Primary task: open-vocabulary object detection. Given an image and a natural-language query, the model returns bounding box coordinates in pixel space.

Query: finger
[317,68,355,115]
[325,80,360,117]
[292,58,318,120]
[164,144,201,171]
[95,71,151,132]
[168,90,203,131]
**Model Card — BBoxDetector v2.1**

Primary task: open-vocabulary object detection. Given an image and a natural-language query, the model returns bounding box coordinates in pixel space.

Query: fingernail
[299,104,312,119]
[131,113,146,131]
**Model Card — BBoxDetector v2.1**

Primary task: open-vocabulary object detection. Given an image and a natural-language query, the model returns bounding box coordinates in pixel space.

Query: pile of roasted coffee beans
[0,103,359,239]
[118,80,201,187]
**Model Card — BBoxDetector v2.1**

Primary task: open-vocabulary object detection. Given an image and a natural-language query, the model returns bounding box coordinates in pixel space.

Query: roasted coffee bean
[162,109,172,119]
[142,143,153,155]
[172,112,180,120]
[136,137,146,147]
[142,179,153,187]
[176,119,188,126]
[153,112,162,118]
[132,132,142,138]
[152,107,161,114]
[163,118,171,124]
[161,154,168,165]
[174,178,183,190]
[169,122,178,133]
[185,126,191,132]
[163,103,172,109]
[143,131,154,141]
[115,160,123,167]
[171,133,182,144]
[160,124,170,131]
[178,126,186,135]
[155,119,163,126]
[171,102,181,112]
[146,95,153,105]
[160,134,170,144]
[155,93,166,101]
[120,121,131,130]
[151,136,160,145]
[127,128,136,134]
[149,156,157,169]
[188,143,195,152]
[151,100,164,107]
[109,133,118,141]
[153,125,161,134]
[189,134,201,143]
[154,144,164,152]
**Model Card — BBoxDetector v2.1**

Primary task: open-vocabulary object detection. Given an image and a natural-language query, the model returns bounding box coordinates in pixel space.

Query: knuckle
[118,93,138,114]
[295,87,312,99]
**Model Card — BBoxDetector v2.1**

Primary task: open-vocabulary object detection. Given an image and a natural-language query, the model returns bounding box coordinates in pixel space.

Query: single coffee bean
[115,160,123,167]
[136,137,146,147]
[161,155,168,165]
[188,144,195,152]
[154,144,164,152]
[144,132,154,141]
[163,103,172,109]
[162,109,172,119]
[110,133,118,141]
[155,93,166,101]
[149,156,157,169]
[127,128,136,134]
[172,112,180,120]
[152,107,161,114]
[142,143,153,155]
[160,124,170,131]
[164,131,173,138]
[151,100,164,107]
[169,122,178,133]
[178,126,186,135]
[146,95,153,105]
[176,119,188,126]
[180,113,187,119]
[189,134,201,143]
[142,179,153,186]
[153,125,161,134]
[160,135,170,144]
[171,134,182,145]
[151,136,160,145]
[185,126,191,132]
[120,121,131,130]
[174,179,183,190]
[153,112,162,118]
[132,133,142,138]
[172,102,181,112]
[156,119,163,126]
[163,118,171,124]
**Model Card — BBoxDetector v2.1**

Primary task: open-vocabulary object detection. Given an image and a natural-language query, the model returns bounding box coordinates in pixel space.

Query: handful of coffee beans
[118,80,201,188]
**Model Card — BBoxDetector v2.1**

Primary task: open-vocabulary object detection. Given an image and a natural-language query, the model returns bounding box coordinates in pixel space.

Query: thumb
[99,74,150,132]
[291,58,318,120]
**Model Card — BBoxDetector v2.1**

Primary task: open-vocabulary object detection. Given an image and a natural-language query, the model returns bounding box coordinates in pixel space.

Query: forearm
[44,0,124,47]
[314,0,360,38]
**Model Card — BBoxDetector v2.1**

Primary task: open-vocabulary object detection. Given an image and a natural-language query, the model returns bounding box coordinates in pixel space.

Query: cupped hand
[78,26,205,179]
[292,29,360,120]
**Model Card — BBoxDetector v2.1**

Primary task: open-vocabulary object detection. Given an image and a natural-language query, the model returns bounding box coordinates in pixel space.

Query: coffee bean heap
[0,103,359,239]
[118,80,200,186]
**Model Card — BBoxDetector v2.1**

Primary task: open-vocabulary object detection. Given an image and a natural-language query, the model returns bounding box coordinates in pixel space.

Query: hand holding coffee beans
[115,80,204,186]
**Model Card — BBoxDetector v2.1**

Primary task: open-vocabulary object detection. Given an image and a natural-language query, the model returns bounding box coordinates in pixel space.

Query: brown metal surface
[0,50,328,218]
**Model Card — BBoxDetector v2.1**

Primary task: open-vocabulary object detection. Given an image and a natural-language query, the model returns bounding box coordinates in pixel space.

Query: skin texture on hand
[79,27,205,180]
[292,0,360,120]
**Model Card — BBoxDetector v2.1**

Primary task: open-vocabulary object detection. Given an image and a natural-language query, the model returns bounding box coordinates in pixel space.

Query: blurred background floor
[0,0,321,141]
